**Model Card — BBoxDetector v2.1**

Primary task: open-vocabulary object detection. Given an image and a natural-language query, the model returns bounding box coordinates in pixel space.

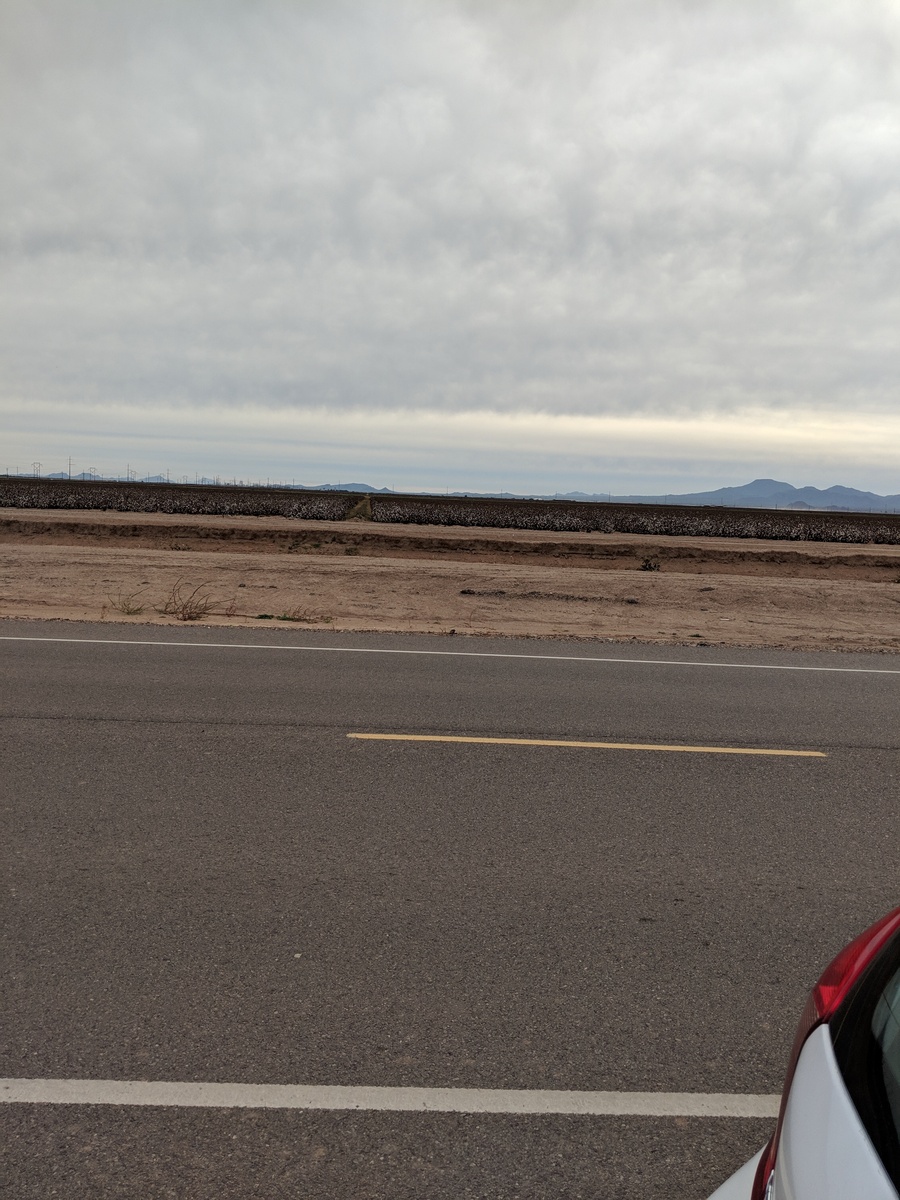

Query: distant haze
[21,473,900,514]
[3,1,900,495]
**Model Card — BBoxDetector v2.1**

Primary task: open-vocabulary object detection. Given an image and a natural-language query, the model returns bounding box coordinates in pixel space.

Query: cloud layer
[3,0,900,489]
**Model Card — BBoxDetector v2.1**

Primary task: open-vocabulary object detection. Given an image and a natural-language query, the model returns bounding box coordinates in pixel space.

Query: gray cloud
[2,0,900,488]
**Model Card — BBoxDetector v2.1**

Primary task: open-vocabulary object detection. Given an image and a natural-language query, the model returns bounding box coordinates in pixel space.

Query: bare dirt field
[2,508,900,651]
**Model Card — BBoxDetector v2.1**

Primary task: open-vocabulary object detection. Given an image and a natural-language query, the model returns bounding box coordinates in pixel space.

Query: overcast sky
[3,0,899,494]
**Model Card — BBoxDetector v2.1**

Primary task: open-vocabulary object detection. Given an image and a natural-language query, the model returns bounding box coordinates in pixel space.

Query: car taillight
[750,906,900,1200]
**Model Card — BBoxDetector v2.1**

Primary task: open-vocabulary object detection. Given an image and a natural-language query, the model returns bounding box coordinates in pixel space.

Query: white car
[710,906,900,1200]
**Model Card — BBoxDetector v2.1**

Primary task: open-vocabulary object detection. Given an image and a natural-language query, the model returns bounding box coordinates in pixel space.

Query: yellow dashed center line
[347,733,826,757]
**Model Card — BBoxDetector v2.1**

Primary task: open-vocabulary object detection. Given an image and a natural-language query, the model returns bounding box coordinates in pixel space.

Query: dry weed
[276,604,332,623]
[158,579,216,621]
[107,588,146,615]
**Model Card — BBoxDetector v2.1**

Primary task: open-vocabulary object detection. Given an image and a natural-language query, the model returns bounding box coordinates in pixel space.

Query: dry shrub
[277,605,332,623]
[107,589,146,615]
[158,579,216,621]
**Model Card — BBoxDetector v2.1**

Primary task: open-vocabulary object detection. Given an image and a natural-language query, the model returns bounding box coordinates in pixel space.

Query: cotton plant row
[369,496,900,546]
[0,479,354,522]
[3,479,900,545]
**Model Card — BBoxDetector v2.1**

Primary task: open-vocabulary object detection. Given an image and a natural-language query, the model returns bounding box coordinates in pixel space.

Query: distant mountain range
[550,478,900,512]
[19,473,900,511]
[300,478,900,510]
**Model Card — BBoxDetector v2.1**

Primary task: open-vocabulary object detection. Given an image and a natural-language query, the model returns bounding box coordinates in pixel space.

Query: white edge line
[0,1080,780,1118]
[0,635,898,674]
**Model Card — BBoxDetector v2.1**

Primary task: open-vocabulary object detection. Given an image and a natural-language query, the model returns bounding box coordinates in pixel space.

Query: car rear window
[832,928,900,1190]
[873,967,900,1155]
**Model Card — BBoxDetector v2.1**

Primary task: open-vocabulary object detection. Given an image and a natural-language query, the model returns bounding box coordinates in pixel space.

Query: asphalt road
[2,619,899,1198]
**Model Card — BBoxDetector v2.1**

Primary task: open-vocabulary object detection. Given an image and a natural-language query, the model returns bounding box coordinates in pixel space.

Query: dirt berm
[3,509,900,580]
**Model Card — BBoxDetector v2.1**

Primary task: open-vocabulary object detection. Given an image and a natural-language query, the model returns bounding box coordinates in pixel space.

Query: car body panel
[775,1024,898,1200]
[708,910,900,1198]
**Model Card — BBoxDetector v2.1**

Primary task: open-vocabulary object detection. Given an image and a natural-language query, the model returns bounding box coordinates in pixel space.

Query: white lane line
[0,1079,780,1118]
[1,634,899,674]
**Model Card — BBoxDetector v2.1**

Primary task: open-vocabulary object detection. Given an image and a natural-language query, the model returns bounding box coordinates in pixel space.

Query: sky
[2,0,900,495]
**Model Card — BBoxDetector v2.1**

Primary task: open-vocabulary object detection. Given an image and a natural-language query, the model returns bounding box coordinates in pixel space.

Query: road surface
[2,620,899,1197]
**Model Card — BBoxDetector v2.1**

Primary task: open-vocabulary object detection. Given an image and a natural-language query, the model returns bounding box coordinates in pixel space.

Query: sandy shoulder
[2,537,899,652]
